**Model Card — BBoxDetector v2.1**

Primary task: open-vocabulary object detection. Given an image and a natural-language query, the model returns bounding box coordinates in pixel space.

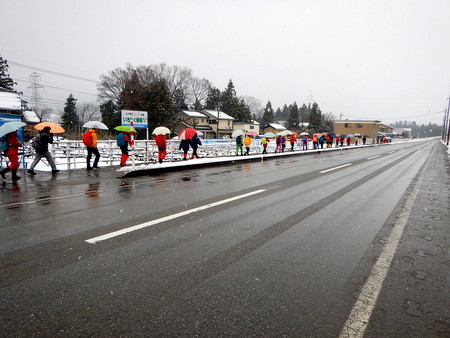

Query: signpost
[121,110,148,169]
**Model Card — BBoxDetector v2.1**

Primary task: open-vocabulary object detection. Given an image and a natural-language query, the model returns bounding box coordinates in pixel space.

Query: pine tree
[0,56,16,91]
[237,99,252,122]
[61,94,80,132]
[299,104,308,128]
[308,102,322,132]
[262,101,274,126]
[144,78,174,132]
[220,80,240,118]
[205,87,221,109]
[287,102,299,129]
[100,100,121,131]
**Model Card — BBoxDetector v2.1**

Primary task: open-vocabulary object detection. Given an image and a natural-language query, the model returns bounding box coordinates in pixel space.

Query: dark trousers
[87,147,100,168]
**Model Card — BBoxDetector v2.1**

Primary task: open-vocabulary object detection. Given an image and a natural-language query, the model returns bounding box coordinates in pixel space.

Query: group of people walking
[1,126,371,182]
[1,126,60,182]
[151,133,202,164]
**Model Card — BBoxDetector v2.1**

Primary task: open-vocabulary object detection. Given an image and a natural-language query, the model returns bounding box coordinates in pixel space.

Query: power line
[342,111,444,120]
[8,60,99,83]
[14,76,97,97]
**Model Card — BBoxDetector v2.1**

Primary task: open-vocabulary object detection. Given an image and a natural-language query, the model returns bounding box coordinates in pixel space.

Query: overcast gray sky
[2,0,450,125]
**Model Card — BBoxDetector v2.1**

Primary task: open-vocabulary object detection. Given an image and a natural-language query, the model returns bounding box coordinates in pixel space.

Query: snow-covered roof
[179,110,207,118]
[0,91,22,110]
[267,123,286,130]
[201,109,235,120]
[23,110,40,123]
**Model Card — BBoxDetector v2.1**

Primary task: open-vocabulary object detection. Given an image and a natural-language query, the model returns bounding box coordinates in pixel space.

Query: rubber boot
[183,154,187,161]
[120,154,128,166]
[1,168,11,179]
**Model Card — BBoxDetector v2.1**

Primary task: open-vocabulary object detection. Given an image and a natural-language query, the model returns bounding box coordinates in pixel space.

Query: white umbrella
[152,126,171,135]
[0,121,26,138]
[276,130,292,136]
[82,121,108,130]
[231,130,245,138]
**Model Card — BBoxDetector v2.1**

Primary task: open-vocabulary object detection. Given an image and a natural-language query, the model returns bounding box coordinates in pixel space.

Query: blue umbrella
[328,132,337,138]
[346,134,354,137]
[0,121,26,138]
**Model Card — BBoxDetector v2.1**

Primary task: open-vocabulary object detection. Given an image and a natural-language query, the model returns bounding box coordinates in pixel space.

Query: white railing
[0,137,379,170]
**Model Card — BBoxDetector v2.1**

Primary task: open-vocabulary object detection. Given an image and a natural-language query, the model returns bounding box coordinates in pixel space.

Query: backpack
[0,136,8,153]
[117,133,126,147]
[31,134,42,151]
[236,135,242,145]
[82,132,93,147]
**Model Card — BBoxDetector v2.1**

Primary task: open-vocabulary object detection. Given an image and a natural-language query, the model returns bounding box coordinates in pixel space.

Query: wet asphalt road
[0,140,448,336]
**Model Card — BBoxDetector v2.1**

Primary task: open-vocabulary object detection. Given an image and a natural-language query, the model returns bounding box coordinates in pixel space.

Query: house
[22,110,40,135]
[175,110,214,138]
[333,120,381,139]
[393,127,412,137]
[378,123,394,135]
[233,120,260,135]
[201,109,235,138]
[262,123,286,134]
[0,91,23,115]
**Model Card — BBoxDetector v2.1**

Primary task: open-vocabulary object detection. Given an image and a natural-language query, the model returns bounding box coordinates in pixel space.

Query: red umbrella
[245,131,258,136]
[178,128,197,140]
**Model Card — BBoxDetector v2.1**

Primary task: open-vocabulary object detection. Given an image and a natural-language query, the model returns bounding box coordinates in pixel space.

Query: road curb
[119,144,376,178]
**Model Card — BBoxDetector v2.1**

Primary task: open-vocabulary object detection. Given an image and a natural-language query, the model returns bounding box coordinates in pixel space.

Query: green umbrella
[114,126,136,132]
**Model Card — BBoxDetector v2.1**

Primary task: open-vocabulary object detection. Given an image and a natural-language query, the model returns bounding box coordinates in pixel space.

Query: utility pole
[443,108,448,142]
[446,97,450,146]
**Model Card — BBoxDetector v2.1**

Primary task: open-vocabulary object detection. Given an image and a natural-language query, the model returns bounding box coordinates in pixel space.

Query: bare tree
[151,63,193,108]
[190,77,211,110]
[239,95,263,119]
[77,102,101,126]
[97,64,134,104]
[34,105,53,122]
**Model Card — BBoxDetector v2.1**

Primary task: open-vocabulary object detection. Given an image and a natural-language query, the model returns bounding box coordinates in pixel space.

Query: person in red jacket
[154,134,167,164]
[1,131,22,182]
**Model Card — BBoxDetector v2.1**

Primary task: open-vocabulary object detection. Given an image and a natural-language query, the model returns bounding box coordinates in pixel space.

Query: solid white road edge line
[367,155,381,160]
[85,189,266,244]
[338,155,429,338]
[319,163,352,173]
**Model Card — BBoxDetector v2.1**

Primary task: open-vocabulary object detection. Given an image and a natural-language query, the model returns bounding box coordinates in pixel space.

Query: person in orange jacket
[1,131,22,182]
[289,134,297,151]
[83,128,100,170]
[312,135,319,149]
[243,135,252,155]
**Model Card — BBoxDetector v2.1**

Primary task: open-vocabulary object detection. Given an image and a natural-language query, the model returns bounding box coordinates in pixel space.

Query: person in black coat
[190,134,202,159]
[28,126,59,175]
[179,139,190,160]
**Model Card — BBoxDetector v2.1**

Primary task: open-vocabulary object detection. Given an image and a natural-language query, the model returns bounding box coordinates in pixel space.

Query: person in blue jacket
[179,139,190,160]
[190,133,202,159]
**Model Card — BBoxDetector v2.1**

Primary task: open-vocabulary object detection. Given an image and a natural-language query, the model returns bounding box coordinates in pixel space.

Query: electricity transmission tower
[28,72,44,111]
